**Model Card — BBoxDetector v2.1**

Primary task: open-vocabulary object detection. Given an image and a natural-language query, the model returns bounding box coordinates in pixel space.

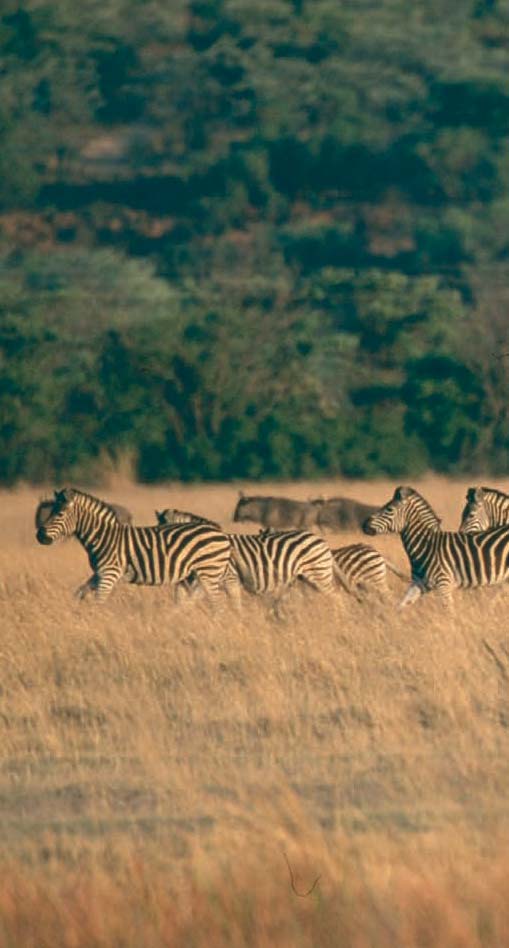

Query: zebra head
[34,498,55,532]
[363,486,425,535]
[36,488,78,545]
[459,487,489,533]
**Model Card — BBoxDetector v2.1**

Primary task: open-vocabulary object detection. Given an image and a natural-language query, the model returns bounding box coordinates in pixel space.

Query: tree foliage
[1,0,509,482]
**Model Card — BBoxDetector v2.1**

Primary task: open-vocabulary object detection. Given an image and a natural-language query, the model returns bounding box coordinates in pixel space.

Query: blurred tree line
[1,0,509,483]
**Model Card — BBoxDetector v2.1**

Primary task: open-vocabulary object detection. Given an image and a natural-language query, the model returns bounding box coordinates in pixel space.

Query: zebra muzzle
[36,528,53,545]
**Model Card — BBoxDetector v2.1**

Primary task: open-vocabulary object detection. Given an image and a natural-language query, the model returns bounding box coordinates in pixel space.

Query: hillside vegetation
[2,1,509,482]
[3,476,509,945]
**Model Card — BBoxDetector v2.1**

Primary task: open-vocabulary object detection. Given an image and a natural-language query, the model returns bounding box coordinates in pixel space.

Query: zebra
[35,495,135,599]
[156,508,346,598]
[258,525,407,598]
[363,485,509,607]
[156,508,406,598]
[155,508,221,529]
[36,488,232,603]
[459,486,509,533]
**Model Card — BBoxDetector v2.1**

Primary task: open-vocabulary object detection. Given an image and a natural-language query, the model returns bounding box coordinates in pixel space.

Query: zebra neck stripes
[460,486,509,532]
[397,496,442,569]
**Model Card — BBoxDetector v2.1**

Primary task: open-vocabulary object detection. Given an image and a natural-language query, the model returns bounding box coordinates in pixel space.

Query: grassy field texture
[2,476,509,946]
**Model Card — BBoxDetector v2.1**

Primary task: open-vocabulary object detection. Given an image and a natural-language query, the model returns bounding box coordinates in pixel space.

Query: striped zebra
[259,526,407,597]
[156,509,344,598]
[36,488,232,603]
[363,485,509,607]
[155,508,221,529]
[459,487,509,533]
[156,509,406,598]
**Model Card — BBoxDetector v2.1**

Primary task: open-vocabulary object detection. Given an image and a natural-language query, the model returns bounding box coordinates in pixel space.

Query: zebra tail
[384,559,410,582]
[331,559,355,595]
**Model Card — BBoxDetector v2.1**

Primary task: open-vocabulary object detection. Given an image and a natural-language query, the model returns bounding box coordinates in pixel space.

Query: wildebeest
[311,497,380,533]
[232,492,317,530]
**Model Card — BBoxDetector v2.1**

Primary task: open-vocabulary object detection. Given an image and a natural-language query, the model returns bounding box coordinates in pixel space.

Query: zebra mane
[480,486,509,502]
[64,488,128,519]
[396,486,442,528]
[40,488,127,522]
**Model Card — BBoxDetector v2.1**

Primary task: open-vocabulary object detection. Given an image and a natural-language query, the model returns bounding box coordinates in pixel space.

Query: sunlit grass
[2,476,509,945]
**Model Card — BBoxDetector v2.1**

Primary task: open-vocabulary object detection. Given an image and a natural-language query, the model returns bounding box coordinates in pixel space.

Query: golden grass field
[2,474,509,946]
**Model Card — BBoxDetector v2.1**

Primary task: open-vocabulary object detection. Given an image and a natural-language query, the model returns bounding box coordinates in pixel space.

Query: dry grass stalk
[2,476,509,945]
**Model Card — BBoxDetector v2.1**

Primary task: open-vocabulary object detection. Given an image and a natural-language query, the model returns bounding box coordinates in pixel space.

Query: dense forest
[2,0,509,484]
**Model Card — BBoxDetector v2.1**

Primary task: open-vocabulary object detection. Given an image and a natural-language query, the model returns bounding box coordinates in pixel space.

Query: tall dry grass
[2,476,509,946]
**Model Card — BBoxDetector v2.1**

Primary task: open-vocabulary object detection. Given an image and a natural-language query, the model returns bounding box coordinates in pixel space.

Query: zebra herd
[35,484,509,609]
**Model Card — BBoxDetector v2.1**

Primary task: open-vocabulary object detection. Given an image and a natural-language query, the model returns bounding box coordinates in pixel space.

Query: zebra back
[155,511,335,596]
[155,508,221,529]
[158,515,336,594]
[230,528,335,595]
[332,543,389,592]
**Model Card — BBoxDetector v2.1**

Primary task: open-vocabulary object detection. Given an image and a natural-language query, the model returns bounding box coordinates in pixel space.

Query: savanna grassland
[2,475,509,947]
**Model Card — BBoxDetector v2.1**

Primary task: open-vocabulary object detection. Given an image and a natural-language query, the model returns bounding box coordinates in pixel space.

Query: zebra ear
[395,486,412,501]
[155,510,164,524]
[466,487,481,502]
[238,490,244,498]
[53,487,75,506]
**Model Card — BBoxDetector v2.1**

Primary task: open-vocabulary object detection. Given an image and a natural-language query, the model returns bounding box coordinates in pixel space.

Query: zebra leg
[297,561,338,596]
[174,575,201,605]
[385,560,410,582]
[75,576,96,600]
[432,582,455,610]
[351,580,380,602]
[398,582,423,608]
[331,560,356,595]
[77,566,134,601]
[93,566,125,602]
[222,566,242,609]
[371,575,390,597]
[192,570,226,606]
[271,589,291,621]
